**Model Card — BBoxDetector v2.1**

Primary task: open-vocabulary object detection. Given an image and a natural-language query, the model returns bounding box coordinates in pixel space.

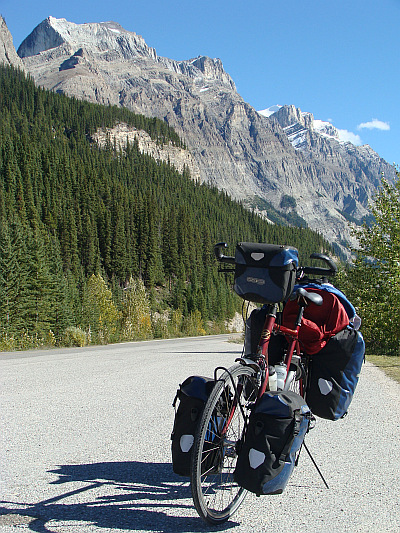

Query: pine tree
[0,217,27,332]
[23,226,57,335]
[343,176,400,355]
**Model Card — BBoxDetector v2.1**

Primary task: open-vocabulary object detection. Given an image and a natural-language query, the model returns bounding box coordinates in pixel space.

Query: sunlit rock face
[9,17,397,254]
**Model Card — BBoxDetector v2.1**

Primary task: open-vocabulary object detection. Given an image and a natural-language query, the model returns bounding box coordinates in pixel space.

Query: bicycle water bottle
[268,366,277,391]
[274,363,287,391]
[284,369,296,390]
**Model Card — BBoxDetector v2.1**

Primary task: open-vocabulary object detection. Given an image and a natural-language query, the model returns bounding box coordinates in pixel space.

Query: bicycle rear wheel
[190,363,258,524]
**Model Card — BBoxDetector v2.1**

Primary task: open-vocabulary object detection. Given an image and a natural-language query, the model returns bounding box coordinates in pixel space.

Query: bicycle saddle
[290,287,323,306]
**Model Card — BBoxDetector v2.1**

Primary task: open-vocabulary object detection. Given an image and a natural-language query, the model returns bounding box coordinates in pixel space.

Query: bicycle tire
[190,363,258,525]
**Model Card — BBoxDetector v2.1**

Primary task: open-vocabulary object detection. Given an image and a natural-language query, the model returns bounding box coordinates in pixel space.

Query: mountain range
[1,16,396,255]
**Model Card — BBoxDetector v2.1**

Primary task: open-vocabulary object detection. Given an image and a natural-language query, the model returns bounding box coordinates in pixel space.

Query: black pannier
[233,243,299,304]
[306,328,365,420]
[171,376,215,476]
[234,390,312,496]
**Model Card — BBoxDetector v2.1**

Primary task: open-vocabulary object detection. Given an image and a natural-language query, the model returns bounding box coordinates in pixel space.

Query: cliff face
[269,105,390,221]
[8,17,397,253]
[0,16,25,70]
[92,123,202,181]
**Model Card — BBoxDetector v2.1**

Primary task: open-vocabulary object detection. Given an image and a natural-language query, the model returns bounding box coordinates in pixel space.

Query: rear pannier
[306,328,365,420]
[233,243,299,304]
[282,288,350,355]
[282,283,365,420]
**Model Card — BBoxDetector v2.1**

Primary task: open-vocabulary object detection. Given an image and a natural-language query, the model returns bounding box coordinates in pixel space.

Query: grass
[366,354,400,384]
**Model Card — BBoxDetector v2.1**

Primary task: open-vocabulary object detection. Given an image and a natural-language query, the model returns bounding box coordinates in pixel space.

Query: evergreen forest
[0,64,333,350]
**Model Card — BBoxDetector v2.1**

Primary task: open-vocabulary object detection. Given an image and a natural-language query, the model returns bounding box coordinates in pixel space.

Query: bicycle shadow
[1,461,239,532]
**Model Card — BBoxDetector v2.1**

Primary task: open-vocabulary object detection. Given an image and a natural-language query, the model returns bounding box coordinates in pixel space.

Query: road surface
[1,335,399,532]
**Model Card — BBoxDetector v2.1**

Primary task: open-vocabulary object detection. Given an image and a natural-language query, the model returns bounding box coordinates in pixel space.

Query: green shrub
[62,326,87,347]
[280,194,297,209]
[182,310,206,337]
[0,330,17,351]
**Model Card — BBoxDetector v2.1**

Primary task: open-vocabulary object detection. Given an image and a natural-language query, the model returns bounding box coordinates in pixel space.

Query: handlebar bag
[234,243,299,304]
[307,327,365,420]
[234,390,312,496]
[171,376,215,476]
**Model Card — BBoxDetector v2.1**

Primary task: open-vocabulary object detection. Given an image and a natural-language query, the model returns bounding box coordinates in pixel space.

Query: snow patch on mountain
[313,119,339,138]
[314,119,362,145]
[258,105,282,117]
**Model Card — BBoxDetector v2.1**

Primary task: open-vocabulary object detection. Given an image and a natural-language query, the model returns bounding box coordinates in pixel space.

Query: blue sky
[2,0,399,167]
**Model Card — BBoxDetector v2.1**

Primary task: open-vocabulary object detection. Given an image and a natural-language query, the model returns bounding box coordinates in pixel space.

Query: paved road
[0,336,399,533]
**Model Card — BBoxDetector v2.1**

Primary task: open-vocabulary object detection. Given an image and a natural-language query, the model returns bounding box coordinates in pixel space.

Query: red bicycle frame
[221,298,306,436]
[256,301,305,398]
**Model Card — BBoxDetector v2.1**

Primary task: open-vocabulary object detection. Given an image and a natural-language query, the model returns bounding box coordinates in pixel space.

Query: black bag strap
[278,411,303,463]
[172,388,180,408]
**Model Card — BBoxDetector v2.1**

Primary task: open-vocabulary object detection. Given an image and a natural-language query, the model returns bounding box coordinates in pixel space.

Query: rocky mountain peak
[18,17,157,61]
[272,104,314,130]
[188,56,235,88]
[17,17,236,92]
[17,17,65,58]
[156,54,236,92]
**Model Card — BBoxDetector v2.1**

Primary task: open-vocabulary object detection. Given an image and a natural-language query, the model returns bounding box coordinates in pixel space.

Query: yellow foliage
[121,276,152,340]
[84,274,121,343]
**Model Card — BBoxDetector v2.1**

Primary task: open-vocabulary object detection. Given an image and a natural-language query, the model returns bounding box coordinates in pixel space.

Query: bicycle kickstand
[297,442,330,489]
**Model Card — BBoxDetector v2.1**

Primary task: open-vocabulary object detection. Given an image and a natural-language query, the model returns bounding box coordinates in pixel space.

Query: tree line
[0,64,333,349]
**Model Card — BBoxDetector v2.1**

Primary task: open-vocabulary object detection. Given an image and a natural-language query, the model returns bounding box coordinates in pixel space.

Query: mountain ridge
[3,16,396,254]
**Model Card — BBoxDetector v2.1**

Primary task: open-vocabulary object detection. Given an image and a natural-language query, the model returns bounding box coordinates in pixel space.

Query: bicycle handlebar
[299,252,337,277]
[214,242,235,264]
[214,244,337,277]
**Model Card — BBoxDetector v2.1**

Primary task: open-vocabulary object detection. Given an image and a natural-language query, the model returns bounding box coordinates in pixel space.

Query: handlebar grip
[214,242,235,264]
[301,266,336,277]
[310,253,337,274]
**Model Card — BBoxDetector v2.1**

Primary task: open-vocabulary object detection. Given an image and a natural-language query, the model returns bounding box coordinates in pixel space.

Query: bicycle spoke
[190,364,257,524]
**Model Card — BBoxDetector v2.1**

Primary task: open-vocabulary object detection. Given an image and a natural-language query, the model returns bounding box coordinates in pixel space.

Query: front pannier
[234,391,311,496]
[171,376,215,476]
[233,243,299,304]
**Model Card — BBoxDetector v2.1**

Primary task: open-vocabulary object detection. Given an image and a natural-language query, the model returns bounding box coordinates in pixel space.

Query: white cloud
[357,118,390,131]
[337,129,362,145]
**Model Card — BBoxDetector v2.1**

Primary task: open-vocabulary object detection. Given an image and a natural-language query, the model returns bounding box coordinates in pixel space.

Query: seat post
[295,303,306,328]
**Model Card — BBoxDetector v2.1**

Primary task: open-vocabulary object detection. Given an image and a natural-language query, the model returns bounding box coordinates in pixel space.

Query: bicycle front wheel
[190,363,258,524]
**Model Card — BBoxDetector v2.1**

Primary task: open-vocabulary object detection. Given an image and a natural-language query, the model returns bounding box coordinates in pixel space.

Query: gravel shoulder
[1,336,399,533]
